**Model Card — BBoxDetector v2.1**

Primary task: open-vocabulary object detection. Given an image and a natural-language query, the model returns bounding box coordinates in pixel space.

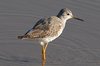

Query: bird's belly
[42,36,58,42]
[41,27,64,42]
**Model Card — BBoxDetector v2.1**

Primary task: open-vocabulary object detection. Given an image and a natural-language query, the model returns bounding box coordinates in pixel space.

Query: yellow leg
[41,43,48,66]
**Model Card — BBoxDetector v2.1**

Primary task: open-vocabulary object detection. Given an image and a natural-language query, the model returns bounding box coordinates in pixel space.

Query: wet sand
[0,0,100,66]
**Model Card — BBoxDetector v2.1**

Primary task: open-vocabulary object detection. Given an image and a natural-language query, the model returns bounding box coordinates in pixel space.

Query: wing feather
[21,16,62,39]
[24,18,51,38]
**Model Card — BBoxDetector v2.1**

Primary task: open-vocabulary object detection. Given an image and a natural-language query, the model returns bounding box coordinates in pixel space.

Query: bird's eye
[67,13,70,15]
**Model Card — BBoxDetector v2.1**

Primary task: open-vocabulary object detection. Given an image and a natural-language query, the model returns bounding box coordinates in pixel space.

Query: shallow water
[0,0,100,66]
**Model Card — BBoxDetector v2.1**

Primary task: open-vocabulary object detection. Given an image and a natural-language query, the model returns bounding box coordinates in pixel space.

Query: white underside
[39,17,68,46]
[40,22,66,45]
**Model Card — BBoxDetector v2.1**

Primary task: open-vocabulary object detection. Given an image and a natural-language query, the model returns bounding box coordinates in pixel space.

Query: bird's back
[18,16,64,42]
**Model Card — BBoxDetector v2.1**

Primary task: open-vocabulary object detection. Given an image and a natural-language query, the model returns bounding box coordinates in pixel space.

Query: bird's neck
[59,16,69,24]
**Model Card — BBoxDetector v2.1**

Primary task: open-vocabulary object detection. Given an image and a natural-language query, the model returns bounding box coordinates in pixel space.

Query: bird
[18,8,84,66]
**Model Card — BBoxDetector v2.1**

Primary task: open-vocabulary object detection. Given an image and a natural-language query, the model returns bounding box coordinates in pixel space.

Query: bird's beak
[73,16,84,21]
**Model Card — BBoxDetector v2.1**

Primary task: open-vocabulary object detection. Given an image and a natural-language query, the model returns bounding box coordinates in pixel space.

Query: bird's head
[57,8,84,22]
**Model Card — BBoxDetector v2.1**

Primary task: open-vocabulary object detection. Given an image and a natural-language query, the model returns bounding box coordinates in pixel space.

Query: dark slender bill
[74,17,84,21]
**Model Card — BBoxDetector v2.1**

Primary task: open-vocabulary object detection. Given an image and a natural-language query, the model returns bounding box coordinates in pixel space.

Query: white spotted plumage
[18,8,74,44]
[18,8,84,66]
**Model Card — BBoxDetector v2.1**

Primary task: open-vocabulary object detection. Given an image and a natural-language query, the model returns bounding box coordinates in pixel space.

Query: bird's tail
[18,36,24,39]
[17,35,30,40]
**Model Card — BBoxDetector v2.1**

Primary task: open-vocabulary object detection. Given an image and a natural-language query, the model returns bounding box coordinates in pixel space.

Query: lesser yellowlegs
[18,8,84,66]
